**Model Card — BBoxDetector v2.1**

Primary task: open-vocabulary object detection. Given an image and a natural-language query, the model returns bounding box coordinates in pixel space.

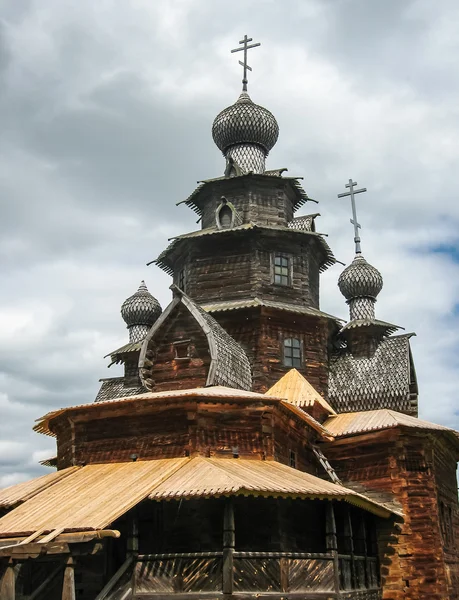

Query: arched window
[284,338,302,368]
[219,204,233,229]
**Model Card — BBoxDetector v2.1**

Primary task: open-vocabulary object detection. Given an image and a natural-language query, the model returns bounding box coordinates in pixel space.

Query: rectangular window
[289,450,297,469]
[284,337,302,368]
[173,339,191,360]
[273,254,291,286]
[177,267,187,292]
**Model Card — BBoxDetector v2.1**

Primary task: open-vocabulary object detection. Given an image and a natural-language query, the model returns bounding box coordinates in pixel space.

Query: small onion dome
[121,281,162,328]
[212,92,279,155]
[338,255,383,301]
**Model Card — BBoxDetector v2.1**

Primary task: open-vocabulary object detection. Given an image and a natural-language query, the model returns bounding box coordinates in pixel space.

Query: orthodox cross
[337,179,367,254]
[231,35,261,92]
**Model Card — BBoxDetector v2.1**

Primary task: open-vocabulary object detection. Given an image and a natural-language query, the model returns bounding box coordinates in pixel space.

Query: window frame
[272,252,293,287]
[283,336,303,369]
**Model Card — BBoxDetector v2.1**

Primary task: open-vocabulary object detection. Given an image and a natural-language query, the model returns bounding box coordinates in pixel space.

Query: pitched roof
[328,334,416,414]
[323,409,457,438]
[139,287,252,391]
[201,297,342,322]
[265,369,336,415]
[0,457,397,537]
[0,467,79,509]
[0,460,187,538]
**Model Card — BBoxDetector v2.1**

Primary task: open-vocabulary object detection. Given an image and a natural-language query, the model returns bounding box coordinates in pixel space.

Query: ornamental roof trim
[176,173,314,216]
[339,318,403,336]
[200,297,343,322]
[153,224,336,275]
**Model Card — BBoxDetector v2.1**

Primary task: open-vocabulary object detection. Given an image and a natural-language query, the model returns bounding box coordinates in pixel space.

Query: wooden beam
[344,506,356,589]
[95,556,134,600]
[222,498,235,595]
[61,557,75,600]
[0,559,15,600]
[325,502,339,594]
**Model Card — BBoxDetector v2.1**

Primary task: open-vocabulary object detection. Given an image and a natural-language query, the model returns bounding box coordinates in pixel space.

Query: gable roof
[328,334,417,414]
[139,287,252,391]
[266,369,336,415]
[323,409,457,439]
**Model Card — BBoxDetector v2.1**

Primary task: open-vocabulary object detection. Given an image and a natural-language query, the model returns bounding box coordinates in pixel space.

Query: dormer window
[216,197,241,230]
[283,337,302,368]
[273,253,292,286]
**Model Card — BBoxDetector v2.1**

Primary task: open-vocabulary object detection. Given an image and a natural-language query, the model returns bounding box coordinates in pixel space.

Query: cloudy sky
[1,0,459,487]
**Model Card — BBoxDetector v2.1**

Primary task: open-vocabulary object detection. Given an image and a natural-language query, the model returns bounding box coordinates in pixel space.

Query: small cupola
[121,281,162,343]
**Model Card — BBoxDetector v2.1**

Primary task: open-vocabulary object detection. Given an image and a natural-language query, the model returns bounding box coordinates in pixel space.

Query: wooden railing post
[61,557,76,600]
[223,498,235,594]
[326,502,340,594]
[344,506,356,589]
[0,559,15,600]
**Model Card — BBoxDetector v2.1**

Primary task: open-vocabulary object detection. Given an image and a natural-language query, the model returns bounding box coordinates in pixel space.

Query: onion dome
[338,255,383,321]
[212,92,279,174]
[121,281,162,343]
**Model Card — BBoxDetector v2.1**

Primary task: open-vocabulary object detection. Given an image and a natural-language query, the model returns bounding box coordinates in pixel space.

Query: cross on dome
[231,34,261,92]
[337,179,367,254]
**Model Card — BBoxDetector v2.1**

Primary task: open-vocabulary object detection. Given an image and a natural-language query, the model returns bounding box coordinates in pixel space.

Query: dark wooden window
[177,267,187,292]
[284,338,302,368]
[439,499,455,549]
[273,254,291,286]
[289,450,297,468]
[173,340,191,360]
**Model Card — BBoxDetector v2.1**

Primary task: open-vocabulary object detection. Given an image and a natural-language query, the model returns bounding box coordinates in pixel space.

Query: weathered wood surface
[61,557,75,600]
[324,429,459,599]
[54,400,323,469]
[0,560,15,600]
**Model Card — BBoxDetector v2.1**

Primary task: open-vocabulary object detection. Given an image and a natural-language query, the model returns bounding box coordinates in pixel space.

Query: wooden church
[0,37,458,600]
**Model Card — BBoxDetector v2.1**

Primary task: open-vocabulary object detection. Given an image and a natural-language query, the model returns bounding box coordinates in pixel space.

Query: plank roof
[0,467,79,509]
[324,409,457,438]
[0,457,397,537]
[266,369,336,415]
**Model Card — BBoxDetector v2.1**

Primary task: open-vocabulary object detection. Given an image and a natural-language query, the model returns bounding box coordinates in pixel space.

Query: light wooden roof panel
[324,409,456,438]
[0,459,187,538]
[0,467,79,509]
[0,457,396,538]
[266,369,336,415]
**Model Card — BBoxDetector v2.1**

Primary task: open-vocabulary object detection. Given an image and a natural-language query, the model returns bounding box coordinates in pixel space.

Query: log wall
[323,429,459,600]
[53,401,321,471]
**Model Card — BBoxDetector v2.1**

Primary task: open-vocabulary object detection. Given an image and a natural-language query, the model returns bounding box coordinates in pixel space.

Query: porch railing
[134,552,380,597]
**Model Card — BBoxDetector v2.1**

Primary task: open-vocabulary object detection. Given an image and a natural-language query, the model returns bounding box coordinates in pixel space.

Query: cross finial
[337,179,367,254]
[231,35,261,92]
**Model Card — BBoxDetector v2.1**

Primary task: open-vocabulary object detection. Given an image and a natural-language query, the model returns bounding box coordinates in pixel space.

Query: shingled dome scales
[338,255,383,321]
[121,280,162,343]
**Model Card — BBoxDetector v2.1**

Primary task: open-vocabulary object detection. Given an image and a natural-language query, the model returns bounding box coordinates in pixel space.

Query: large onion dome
[121,281,162,343]
[212,92,279,174]
[338,255,383,321]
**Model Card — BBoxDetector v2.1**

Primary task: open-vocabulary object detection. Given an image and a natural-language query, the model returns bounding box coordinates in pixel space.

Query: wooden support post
[0,560,15,600]
[127,511,139,556]
[344,506,356,590]
[61,557,76,600]
[277,499,289,592]
[360,516,370,589]
[223,498,235,595]
[326,502,340,594]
